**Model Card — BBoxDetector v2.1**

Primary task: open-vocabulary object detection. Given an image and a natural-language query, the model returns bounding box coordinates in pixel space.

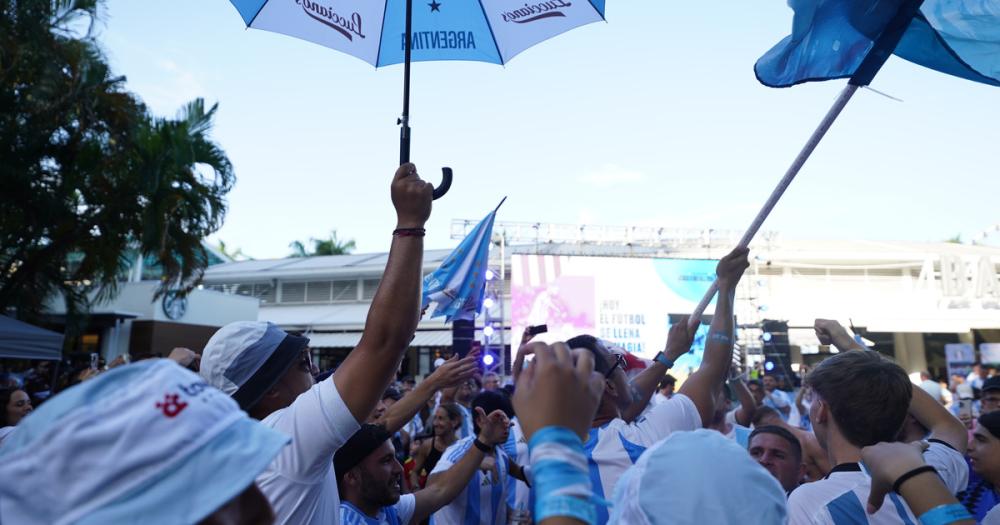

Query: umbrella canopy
[229,0,606,66]
[0,316,63,361]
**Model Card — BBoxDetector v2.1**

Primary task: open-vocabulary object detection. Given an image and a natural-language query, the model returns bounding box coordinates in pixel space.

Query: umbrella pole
[687,83,860,329]
[399,0,413,164]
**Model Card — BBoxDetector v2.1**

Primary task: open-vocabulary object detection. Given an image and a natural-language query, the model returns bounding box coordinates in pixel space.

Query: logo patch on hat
[155,393,188,418]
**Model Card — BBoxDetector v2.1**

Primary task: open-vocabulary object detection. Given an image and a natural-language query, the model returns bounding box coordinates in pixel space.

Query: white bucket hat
[610,429,787,525]
[200,321,310,409]
[0,359,289,525]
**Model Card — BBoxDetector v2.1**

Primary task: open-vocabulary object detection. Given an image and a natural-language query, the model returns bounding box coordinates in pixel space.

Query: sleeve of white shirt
[264,376,361,481]
[620,393,701,446]
[923,440,969,494]
[430,438,472,476]
[394,493,417,525]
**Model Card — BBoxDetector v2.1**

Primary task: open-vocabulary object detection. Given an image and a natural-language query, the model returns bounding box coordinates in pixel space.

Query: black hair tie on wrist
[892,465,938,494]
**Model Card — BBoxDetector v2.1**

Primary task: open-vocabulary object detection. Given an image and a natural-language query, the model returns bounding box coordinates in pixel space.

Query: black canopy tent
[0,315,63,361]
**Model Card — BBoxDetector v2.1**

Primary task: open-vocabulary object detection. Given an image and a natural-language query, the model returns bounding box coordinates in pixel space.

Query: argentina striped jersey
[430,436,510,525]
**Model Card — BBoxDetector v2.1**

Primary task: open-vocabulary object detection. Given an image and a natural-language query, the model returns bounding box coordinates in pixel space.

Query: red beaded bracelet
[393,228,426,237]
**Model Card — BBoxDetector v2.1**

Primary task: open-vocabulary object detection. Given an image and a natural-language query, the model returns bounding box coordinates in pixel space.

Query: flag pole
[687,0,924,330]
[399,0,413,165]
[397,0,453,199]
[687,84,859,329]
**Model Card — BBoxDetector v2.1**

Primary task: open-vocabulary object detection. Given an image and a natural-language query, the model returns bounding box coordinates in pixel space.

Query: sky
[97,1,1000,259]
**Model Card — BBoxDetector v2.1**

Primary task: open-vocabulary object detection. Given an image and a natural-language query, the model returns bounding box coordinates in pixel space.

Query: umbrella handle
[432,167,453,200]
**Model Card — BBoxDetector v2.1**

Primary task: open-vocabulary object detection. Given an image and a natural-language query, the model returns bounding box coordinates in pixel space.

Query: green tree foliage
[289,230,357,257]
[215,239,253,261]
[0,0,235,323]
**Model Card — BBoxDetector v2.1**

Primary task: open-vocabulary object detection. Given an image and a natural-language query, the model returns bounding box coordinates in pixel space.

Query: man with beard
[335,407,510,525]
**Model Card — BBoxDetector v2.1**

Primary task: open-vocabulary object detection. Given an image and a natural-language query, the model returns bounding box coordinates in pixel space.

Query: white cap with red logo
[0,359,289,525]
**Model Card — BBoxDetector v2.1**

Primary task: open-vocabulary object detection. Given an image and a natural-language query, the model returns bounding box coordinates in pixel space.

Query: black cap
[982,375,1000,394]
[334,424,393,483]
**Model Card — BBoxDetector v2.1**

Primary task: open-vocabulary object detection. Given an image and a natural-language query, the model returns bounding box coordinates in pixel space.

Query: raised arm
[620,318,697,423]
[908,373,968,454]
[794,386,808,417]
[413,408,510,524]
[511,332,537,385]
[334,163,433,422]
[513,342,605,525]
[678,248,749,426]
[813,319,866,352]
[377,353,479,433]
[862,441,974,523]
[409,438,431,490]
[731,376,757,427]
[816,319,967,453]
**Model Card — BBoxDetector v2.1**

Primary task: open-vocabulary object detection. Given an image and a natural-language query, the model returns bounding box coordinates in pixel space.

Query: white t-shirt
[919,379,944,403]
[339,494,416,525]
[653,392,672,405]
[985,504,1000,525]
[257,377,361,525]
[722,410,752,449]
[430,437,510,525]
[585,393,702,524]
[786,441,968,525]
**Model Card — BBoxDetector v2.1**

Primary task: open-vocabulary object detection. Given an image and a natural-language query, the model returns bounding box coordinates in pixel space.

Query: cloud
[579,164,645,188]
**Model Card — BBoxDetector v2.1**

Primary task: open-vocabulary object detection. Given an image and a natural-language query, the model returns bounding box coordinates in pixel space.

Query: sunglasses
[604,353,627,379]
[299,349,314,372]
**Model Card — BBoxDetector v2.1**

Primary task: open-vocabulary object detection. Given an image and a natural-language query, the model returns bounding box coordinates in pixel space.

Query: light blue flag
[755,0,1000,88]
[422,199,504,322]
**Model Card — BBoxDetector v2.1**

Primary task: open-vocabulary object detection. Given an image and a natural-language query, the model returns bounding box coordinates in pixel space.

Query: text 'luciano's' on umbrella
[226,0,608,199]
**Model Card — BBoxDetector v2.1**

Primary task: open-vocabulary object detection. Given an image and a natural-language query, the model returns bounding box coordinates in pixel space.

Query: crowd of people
[1,164,999,524]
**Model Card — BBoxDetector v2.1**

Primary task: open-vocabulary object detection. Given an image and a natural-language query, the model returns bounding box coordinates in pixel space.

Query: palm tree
[288,230,356,257]
[216,239,252,261]
[0,0,235,323]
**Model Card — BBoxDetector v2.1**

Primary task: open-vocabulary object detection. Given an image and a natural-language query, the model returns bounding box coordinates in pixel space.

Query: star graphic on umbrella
[428,0,441,12]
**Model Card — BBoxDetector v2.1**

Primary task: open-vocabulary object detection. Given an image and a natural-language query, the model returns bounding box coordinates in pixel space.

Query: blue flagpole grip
[432,167,453,200]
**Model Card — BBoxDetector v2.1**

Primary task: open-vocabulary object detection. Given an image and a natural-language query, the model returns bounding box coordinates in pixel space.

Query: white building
[202,233,1000,379]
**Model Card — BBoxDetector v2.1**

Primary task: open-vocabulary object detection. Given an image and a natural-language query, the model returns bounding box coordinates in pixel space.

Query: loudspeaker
[452,319,475,358]
[761,319,792,380]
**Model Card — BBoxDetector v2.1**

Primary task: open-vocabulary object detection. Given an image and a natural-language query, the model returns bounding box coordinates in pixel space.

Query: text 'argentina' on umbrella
[227,0,608,200]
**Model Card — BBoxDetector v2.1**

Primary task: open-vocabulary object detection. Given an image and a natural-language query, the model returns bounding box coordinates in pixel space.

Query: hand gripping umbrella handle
[432,167,453,200]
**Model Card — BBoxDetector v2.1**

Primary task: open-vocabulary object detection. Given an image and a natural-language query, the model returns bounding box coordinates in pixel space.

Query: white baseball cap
[610,429,787,525]
[0,359,289,525]
[200,321,309,409]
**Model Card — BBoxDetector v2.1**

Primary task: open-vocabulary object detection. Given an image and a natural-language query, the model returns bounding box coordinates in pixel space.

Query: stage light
[485,269,495,281]
[482,354,495,366]
[483,298,495,309]
[762,332,772,342]
[483,325,495,337]
[764,361,775,371]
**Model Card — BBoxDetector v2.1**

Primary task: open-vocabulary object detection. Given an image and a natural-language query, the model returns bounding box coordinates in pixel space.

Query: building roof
[204,240,1000,283]
[204,249,456,282]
